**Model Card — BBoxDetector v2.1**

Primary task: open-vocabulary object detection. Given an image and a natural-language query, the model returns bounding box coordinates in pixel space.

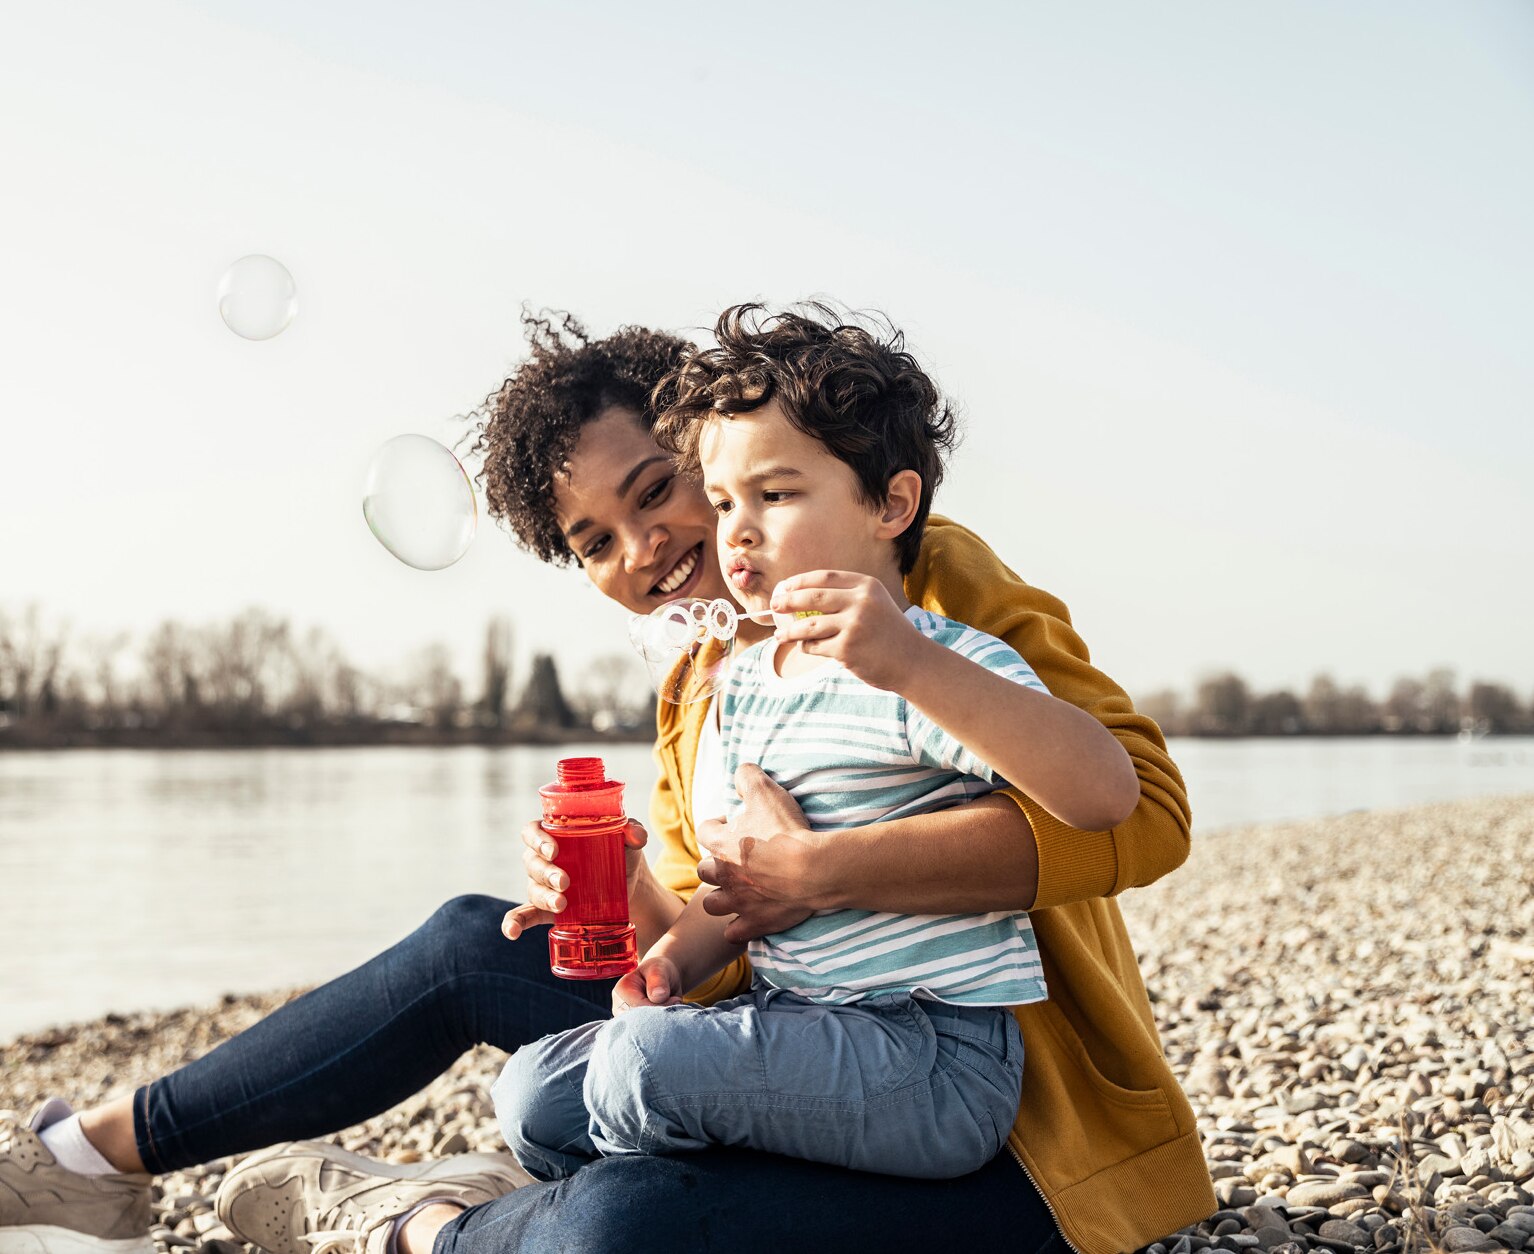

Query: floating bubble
[362,435,477,570]
[218,255,297,340]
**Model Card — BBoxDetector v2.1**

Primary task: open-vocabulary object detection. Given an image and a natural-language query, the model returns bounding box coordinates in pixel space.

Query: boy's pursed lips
[728,554,763,592]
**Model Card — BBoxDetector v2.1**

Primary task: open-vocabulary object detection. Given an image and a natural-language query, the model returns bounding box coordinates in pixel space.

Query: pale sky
[2,0,1531,705]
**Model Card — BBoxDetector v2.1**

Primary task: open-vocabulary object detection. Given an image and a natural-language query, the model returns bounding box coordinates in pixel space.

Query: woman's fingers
[522,819,556,860]
[623,818,648,850]
[521,843,569,894]
[501,903,555,940]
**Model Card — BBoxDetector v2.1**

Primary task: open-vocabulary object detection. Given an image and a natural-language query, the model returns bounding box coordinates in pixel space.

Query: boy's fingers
[774,614,837,642]
[771,586,841,614]
[772,570,860,599]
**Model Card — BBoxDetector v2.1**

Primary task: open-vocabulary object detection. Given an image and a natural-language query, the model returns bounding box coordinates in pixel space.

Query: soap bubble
[362,435,477,570]
[218,255,297,340]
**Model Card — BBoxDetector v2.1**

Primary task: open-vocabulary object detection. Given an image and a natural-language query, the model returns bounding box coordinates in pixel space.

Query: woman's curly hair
[652,302,958,573]
[469,309,694,566]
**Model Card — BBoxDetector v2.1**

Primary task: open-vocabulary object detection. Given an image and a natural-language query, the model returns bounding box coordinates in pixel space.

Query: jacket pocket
[1016,1002,1183,1187]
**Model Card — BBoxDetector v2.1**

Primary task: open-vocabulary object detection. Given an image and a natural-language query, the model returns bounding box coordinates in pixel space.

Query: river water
[1,737,1530,1040]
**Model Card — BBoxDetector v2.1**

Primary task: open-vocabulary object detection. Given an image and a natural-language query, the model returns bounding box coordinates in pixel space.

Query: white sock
[387,1198,466,1254]
[37,1114,118,1176]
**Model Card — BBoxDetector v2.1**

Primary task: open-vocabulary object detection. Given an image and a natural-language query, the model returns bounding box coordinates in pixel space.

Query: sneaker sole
[225,1139,531,1191]
[217,1140,532,1252]
[0,1230,153,1254]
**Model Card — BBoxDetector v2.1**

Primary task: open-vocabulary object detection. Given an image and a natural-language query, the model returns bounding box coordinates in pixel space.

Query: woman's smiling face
[551,406,726,614]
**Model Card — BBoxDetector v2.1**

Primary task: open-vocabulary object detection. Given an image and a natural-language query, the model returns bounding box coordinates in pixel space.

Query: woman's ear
[876,470,923,541]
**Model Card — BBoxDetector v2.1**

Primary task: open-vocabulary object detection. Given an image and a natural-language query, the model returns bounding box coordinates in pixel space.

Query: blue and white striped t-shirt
[715,607,1051,1008]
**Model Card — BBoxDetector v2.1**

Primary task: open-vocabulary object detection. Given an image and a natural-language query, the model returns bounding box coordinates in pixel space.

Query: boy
[493,304,1138,1179]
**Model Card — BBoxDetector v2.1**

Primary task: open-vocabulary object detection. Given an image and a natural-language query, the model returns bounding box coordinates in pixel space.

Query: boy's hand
[612,955,684,1015]
[502,818,649,941]
[770,571,930,692]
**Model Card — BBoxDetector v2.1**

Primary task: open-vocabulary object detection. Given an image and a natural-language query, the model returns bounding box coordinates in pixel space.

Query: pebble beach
[4,792,1532,1254]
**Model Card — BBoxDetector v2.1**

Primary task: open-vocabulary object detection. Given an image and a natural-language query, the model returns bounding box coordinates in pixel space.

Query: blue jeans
[494,987,1024,1180]
[131,894,1062,1254]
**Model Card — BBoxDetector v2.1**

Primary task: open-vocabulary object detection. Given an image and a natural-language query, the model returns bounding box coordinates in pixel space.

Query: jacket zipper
[1008,1140,1086,1254]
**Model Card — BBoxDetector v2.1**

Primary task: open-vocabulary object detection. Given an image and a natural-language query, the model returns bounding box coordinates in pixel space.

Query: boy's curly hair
[652,302,958,573]
[469,309,694,566]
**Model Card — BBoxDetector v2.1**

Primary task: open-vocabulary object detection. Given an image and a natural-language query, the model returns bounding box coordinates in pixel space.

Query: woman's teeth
[655,546,699,595]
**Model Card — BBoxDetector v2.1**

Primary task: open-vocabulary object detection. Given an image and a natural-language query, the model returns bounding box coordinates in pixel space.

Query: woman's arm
[908,516,1193,910]
[698,516,1192,935]
[698,771,1039,943]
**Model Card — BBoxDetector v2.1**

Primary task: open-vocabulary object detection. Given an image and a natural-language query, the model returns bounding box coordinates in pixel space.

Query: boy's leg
[489,1021,606,1181]
[128,895,612,1172]
[580,988,1022,1178]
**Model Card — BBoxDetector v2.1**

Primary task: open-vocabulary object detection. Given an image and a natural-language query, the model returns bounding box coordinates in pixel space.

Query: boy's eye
[762,491,793,503]
[639,476,673,508]
[711,499,732,515]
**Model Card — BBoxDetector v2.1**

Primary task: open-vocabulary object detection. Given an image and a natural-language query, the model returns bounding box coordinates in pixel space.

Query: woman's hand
[501,818,650,941]
[612,955,684,1015]
[696,764,823,943]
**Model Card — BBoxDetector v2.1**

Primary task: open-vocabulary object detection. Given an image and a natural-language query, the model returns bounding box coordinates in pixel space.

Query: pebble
[1440,1229,1503,1252]
[1317,1220,1369,1246]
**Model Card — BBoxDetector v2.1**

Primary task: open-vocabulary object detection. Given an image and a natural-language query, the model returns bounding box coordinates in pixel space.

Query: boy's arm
[613,886,746,1013]
[771,571,1139,834]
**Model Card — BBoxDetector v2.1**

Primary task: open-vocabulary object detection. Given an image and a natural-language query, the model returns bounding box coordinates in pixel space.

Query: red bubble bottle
[540,757,638,980]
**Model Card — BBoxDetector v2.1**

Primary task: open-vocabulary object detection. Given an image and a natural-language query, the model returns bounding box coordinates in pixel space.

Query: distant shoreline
[0,725,656,752]
[3,729,1525,752]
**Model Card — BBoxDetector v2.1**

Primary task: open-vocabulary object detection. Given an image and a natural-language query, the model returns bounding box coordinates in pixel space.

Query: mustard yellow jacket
[649,516,1216,1254]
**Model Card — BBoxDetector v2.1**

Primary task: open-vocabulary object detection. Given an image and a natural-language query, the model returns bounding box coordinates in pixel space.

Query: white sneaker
[0,1100,153,1254]
[216,1140,532,1254]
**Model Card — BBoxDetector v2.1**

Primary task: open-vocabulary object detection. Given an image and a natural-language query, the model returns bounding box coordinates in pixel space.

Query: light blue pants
[492,985,1024,1181]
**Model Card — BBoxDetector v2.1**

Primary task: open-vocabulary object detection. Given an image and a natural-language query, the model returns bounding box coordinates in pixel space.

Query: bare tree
[479,616,514,733]
[1193,672,1251,735]
[577,653,647,729]
[517,654,576,729]
[409,643,464,730]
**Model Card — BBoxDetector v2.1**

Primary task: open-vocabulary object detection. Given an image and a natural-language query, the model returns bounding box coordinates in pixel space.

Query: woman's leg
[429,1148,1065,1254]
[132,894,612,1173]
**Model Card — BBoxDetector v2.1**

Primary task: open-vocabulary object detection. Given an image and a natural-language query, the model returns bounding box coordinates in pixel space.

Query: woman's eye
[639,477,673,508]
[582,535,611,561]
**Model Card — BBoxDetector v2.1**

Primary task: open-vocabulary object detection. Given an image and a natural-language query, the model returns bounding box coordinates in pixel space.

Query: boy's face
[699,399,896,615]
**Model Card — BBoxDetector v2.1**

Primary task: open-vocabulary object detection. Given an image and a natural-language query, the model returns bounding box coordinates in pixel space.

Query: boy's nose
[720,506,758,547]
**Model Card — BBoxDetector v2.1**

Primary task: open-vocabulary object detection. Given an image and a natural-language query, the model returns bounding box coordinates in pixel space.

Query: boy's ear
[876,470,923,541]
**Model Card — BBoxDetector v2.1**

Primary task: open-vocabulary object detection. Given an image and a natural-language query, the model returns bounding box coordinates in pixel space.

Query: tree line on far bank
[1137,668,1534,738]
[3,605,1529,748]
[0,606,655,750]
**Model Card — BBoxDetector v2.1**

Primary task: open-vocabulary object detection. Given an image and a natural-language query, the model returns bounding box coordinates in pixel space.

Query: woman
[0,311,1212,1254]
